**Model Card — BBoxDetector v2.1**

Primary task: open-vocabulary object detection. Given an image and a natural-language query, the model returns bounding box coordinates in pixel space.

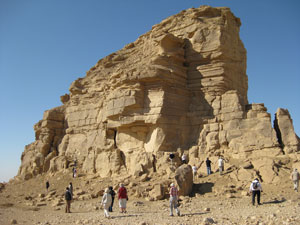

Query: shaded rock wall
[18,6,299,185]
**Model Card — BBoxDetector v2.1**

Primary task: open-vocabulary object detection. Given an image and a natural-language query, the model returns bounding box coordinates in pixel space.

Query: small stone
[203,217,214,224]
[204,207,211,212]
[250,216,257,220]
[11,219,17,224]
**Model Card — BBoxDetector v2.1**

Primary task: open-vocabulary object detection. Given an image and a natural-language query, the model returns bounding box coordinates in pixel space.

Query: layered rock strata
[18,6,299,188]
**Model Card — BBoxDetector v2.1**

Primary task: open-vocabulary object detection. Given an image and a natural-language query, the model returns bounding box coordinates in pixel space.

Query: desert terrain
[1,169,300,225]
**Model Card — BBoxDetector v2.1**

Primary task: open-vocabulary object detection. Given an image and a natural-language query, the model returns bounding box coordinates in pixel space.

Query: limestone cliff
[18,6,300,184]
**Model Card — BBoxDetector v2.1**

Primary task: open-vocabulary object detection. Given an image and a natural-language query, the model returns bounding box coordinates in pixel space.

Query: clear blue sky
[1,0,299,182]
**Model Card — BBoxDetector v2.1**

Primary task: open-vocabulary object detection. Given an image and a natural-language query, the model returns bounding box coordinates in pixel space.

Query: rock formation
[18,6,299,193]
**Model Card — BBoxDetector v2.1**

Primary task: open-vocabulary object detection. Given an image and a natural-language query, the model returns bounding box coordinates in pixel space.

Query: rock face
[18,6,299,185]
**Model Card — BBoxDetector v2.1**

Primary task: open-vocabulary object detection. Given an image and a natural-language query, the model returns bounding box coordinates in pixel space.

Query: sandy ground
[1,172,300,225]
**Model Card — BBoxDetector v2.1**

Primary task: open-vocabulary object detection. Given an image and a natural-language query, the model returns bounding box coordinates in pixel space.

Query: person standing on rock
[46,181,50,192]
[291,168,300,192]
[169,183,180,216]
[101,188,112,218]
[206,158,212,175]
[108,186,116,212]
[64,187,72,213]
[72,167,77,178]
[249,178,263,206]
[118,183,128,213]
[181,153,187,164]
[218,156,225,175]
[192,165,197,179]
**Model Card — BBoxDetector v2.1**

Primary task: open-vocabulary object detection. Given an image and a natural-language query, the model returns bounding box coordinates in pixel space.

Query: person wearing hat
[101,188,112,218]
[169,183,180,216]
[249,178,263,206]
[291,168,300,192]
[118,183,128,213]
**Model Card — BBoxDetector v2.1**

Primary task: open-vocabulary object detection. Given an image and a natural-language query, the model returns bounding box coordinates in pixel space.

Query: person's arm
[102,193,106,204]
[249,183,253,193]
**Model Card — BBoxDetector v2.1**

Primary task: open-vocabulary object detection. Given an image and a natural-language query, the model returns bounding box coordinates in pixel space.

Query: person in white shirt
[218,156,224,175]
[181,154,187,164]
[101,188,112,218]
[291,168,300,192]
[249,178,263,206]
[192,165,197,178]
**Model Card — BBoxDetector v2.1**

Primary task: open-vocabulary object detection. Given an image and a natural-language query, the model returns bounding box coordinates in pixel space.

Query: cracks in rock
[273,113,285,154]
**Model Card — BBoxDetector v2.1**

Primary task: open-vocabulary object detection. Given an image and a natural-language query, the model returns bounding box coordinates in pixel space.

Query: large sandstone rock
[175,164,193,196]
[274,108,300,153]
[17,6,299,183]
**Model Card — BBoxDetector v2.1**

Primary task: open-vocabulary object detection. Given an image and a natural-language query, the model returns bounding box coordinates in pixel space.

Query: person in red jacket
[118,183,128,213]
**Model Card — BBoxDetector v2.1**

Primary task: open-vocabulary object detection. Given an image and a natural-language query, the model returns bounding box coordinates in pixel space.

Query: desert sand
[1,170,300,225]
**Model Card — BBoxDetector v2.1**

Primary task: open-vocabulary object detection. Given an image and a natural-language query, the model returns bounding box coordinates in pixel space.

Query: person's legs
[65,200,71,213]
[257,191,261,205]
[294,180,299,192]
[104,207,110,217]
[174,198,180,216]
[219,166,222,175]
[252,192,256,205]
[169,198,174,216]
[111,198,114,211]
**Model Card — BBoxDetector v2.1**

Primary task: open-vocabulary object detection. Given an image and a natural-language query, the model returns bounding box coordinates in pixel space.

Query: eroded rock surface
[17,6,299,187]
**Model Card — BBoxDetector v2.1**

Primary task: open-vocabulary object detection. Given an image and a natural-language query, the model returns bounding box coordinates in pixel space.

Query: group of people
[56,155,300,217]
[62,182,128,217]
[190,156,226,179]
[100,183,128,218]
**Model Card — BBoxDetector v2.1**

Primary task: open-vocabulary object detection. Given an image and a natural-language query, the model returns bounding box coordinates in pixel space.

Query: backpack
[253,182,259,190]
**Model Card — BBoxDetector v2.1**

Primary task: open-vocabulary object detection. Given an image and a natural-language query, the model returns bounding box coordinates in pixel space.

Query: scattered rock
[203,217,215,224]
[10,219,17,224]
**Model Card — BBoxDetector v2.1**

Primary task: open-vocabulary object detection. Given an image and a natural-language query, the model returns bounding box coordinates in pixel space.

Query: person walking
[206,158,212,175]
[218,156,224,175]
[108,186,116,212]
[249,178,263,206]
[169,183,180,216]
[118,183,128,213]
[64,187,72,213]
[291,168,300,192]
[101,188,112,218]
[46,181,50,192]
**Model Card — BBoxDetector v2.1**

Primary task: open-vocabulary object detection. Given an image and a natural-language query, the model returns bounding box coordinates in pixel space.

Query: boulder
[175,164,193,196]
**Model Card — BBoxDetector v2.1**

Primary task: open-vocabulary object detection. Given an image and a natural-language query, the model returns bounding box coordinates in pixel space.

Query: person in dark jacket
[108,186,116,212]
[65,187,72,213]
[206,158,212,175]
[46,181,50,192]
[69,182,73,198]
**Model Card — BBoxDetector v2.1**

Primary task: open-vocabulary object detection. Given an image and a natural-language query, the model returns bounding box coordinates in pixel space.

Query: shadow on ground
[191,182,214,196]
[263,199,286,205]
